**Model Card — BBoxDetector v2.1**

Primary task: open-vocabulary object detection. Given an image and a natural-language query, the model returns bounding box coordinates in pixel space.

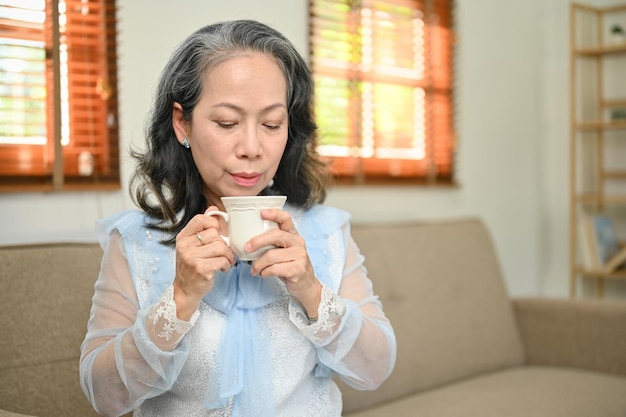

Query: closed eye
[215,121,237,129]
[263,124,281,131]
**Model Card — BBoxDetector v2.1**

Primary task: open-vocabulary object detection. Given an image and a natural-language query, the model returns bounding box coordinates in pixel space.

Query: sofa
[1,217,625,417]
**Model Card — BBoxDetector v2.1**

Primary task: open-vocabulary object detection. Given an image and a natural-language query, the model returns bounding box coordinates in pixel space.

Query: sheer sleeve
[290,224,397,390]
[79,231,198,417]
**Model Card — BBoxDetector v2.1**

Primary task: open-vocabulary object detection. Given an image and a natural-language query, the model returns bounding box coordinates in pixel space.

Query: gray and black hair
[130,20,329,244]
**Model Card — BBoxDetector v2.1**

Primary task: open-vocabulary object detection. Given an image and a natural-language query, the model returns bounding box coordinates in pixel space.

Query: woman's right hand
[173,206,235,320]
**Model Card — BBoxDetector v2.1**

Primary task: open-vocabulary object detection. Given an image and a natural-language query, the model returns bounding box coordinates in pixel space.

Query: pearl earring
[182,138,190,149]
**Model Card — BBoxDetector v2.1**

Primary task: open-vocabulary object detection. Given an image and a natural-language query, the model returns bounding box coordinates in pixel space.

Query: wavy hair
[130,20,330,244]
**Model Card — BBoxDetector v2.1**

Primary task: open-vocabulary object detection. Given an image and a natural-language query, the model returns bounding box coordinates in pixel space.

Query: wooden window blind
[310,0,455,184]
[0,0,119,191]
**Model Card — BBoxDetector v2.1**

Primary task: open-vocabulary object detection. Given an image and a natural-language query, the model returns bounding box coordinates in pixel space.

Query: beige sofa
[1,218,625,417]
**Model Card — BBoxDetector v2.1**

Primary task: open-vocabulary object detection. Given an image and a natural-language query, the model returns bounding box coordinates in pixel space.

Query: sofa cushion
[345,366,626,417]
[341,218,525,412]
[0,360,101,417]
[0,243,103,416]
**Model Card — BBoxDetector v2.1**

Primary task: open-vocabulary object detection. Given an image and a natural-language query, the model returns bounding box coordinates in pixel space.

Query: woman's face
[173,52,289,209]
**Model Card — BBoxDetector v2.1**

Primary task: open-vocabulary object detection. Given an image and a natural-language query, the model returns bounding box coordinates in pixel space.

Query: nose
[236,124,262,159]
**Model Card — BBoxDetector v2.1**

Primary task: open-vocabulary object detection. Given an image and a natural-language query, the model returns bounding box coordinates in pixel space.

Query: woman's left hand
[246,209,321,319]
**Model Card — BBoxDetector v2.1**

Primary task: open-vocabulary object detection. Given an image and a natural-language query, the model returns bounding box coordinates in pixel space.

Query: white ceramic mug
[205,195,287,261]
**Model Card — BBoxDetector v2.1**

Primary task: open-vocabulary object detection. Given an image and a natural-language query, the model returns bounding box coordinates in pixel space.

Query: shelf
[574,44,626,56]
[603,99,626,108]
[574,121,626,130]
[575,194,626,204]
[604,170,626,179]
[576,267,626,279]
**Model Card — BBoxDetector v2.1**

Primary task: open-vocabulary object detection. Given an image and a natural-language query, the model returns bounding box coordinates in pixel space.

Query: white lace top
[79,205,396,417]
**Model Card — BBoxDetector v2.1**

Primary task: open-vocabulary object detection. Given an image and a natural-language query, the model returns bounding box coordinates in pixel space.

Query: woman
[80,20,396,417]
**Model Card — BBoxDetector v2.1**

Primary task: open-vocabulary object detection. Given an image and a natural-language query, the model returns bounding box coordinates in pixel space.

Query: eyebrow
[212,102,287,113]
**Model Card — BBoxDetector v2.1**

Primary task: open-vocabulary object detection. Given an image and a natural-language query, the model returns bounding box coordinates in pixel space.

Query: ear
[172,102,190,146]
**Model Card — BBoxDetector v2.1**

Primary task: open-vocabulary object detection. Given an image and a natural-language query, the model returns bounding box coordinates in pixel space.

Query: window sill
[0,181,121,194]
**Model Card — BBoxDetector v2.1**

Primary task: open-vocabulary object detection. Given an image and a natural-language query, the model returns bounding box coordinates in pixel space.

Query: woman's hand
[173,206,236,321]
[246,209,322,319]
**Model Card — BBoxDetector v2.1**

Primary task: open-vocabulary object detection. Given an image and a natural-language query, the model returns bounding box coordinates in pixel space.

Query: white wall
[3,0,622,297]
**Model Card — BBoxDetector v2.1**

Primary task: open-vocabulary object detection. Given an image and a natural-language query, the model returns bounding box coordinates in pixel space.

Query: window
[0,0,119,191]
[309,0,455,184]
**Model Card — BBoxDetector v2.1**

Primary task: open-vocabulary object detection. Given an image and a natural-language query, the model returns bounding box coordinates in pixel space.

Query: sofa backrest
[0,218,525,415]
[0,243,103,417]
[341,218,525,413]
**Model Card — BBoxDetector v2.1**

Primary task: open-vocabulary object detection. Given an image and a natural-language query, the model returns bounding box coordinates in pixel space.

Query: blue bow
[202,261,282,416]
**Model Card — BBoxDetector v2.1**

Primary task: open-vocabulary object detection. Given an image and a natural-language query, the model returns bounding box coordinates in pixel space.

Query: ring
[196,232,204,245]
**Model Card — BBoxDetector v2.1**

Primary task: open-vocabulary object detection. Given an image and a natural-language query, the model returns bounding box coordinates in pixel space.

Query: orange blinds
[0,0,119,191]
[310,0,455,184]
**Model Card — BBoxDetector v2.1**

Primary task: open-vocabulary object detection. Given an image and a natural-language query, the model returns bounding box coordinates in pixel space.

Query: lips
[231,172,262,187]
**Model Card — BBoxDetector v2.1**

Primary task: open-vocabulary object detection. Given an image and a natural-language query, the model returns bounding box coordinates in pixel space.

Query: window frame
[309,0,456,185]
[0,0,120,192]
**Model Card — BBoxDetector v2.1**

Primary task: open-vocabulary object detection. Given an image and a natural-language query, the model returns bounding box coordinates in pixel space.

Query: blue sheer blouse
[79,204,396,417]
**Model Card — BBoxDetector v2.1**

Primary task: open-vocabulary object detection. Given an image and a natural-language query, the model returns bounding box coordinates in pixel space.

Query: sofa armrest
[512,297,626,377]
[0,410,36,417]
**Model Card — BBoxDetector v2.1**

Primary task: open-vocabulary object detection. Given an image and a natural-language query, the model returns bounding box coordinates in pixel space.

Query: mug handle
[204,210,230,246]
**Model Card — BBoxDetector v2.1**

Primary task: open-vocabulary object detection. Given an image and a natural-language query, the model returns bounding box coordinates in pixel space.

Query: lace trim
[289,286,345,343]
[149,285,199,342]
[316,286,344,333]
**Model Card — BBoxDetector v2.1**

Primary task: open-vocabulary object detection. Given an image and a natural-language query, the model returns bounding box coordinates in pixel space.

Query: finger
[177,209,222,244]
[195,227,227,247]
[178,235,236,271]
[203,229,236,263]
[251,244,304,277]
[261,208,297,233]
[244,227,302,259]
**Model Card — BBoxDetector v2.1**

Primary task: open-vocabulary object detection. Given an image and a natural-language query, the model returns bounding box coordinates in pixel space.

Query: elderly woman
[80,19,396,417]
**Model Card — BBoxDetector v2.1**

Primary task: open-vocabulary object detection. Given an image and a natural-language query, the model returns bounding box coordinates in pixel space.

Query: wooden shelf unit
[575,267,626,280]
[569,2,626,297]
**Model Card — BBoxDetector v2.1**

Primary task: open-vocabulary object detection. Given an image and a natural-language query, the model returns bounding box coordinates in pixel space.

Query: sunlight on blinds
[0,0,46,145]
[313,1,427,159]
[310,0,455,183]
[0,0,120,188]
[0,0,74,147]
